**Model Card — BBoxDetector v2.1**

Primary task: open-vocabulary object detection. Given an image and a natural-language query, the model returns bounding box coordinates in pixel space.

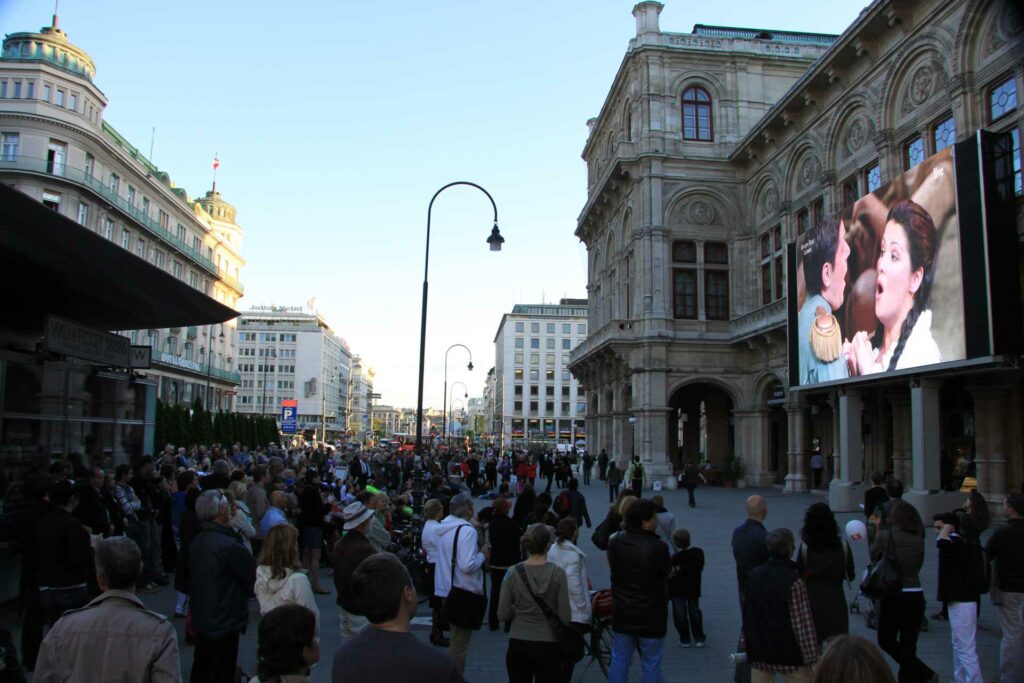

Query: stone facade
[570,0,1024,510]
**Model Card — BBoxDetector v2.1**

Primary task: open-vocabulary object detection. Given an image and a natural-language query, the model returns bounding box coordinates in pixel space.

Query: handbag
[591,518,611,551]
[514,564,585,663]
[859,528,902,600]
[442,526,487,630]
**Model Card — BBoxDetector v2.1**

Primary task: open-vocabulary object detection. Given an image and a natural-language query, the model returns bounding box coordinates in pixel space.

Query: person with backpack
[933,512,983,683]
[607,463,623,504]
[626,457,645,496]
[554,479,591,531]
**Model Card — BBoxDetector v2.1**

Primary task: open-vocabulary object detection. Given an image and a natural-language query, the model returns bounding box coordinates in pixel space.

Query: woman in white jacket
[254,523,320,635]
[548,517,592,682]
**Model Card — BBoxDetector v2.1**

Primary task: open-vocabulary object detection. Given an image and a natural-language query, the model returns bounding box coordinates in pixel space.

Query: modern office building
[494,299,588,448]
[569,0,1023,514]
[0,16,245,412]
[237,306,351,441]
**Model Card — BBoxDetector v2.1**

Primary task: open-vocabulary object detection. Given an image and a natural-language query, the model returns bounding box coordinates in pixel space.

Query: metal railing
[0,155,244,294]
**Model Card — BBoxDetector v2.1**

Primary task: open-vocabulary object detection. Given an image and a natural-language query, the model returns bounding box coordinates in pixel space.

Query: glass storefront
[0,350,155,505]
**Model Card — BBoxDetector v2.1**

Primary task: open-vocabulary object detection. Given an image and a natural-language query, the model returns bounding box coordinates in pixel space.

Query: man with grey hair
[741,528,819,682]
[200,458,232,491]
[188,489,256,683]
[434,492,490,674]
[34,537,181,682]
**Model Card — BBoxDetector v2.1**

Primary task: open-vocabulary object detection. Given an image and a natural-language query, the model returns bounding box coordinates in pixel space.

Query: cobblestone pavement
[27,481,1000,682]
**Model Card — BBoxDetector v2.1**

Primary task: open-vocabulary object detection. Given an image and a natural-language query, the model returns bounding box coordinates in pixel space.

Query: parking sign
[281,399,298,434]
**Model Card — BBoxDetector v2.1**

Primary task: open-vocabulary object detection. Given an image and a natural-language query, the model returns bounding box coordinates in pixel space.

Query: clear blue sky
[2,0,866,409]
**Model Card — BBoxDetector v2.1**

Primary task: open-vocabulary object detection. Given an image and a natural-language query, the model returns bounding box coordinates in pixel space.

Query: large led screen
[791,146,965,387]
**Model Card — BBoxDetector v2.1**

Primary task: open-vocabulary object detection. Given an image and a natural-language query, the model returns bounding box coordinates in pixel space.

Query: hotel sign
[45,316,131,367]
[158,352,203,373]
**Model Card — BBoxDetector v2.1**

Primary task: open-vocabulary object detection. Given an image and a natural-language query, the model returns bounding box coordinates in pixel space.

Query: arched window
[681,86,713,141]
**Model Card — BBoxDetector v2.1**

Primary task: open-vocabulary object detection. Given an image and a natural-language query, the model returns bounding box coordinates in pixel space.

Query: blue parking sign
[281,401,297,434]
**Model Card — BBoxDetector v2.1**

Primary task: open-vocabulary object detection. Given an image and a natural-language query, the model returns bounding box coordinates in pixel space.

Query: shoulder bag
[859,529,902,600]
[442,526,486,630]
[514,564,585,663]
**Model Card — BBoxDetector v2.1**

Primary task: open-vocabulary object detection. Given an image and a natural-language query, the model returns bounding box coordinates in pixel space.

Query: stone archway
[763,379,789,483]
[668,382,735,470]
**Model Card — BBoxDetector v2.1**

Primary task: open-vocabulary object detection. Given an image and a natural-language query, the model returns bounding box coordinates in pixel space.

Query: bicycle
[574,589,614,679]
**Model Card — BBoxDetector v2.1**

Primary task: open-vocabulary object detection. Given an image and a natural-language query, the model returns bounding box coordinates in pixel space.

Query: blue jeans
[609,631,664,683]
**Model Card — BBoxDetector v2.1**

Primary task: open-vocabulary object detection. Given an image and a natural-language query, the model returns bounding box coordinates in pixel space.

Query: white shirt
[421,519,441,565]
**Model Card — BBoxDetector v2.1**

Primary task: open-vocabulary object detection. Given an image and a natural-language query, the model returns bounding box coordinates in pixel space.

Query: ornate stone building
[569,0,1023,514]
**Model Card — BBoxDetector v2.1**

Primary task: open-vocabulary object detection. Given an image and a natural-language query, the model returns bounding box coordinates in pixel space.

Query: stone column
[889,392,912,484]
[784,398,808,492]
[970,387,1008,507]
[829,388,863,511]
[909,379,941,493]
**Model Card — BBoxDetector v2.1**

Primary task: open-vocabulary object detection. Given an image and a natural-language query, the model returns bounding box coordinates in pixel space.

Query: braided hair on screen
[877,200,938,371]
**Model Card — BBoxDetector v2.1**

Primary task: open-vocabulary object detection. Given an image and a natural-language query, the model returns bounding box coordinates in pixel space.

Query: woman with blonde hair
[420,498,448,647]
[255,523,320,634]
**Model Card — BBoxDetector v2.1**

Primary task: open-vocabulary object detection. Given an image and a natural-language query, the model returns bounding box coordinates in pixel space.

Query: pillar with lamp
[447,381,469,442]
[442,343,473,442]
[415,181,504,455]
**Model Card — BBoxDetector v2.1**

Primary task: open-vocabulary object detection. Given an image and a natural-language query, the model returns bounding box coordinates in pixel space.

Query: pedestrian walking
[332,553,466,683]
[607,463,622,504]
[498,523,572,682]
[742,528,820,682]
[581,451,593,486]
[626,456,645,496]
[870,500,936,683]
[435,493,489,674]
[680,461,705,508]
[255,523,320,635]
[253,604,319,683]
[607,499,671,683]
[669,528,706,648]
[548,517,591,682]
[985,493,1024,683]
[188,489,257,683]
[488,497,520,633]
[810,445,824,489]
[933,512,983,683]
[33,537,182,683]
[598,449,609,481]
[796,502,855,646]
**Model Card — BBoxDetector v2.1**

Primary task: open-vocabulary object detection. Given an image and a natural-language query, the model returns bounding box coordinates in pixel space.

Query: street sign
[129,345,152,369]
[281,399,298,434]
[46,315,131,367]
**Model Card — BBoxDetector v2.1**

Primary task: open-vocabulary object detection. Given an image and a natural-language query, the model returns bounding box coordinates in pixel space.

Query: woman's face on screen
[875,219,922,331]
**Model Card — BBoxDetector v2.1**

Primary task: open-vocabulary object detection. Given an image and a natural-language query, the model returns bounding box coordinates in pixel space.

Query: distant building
[0,16,245,412]
[493,299,588,448]
[237,307,350,441]
[347,355,375,441]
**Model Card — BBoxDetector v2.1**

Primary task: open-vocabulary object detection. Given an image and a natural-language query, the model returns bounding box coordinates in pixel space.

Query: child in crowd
[669,528,706,647]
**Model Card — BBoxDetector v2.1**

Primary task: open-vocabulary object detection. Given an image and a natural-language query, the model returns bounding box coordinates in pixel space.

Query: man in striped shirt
[740,528,819,682]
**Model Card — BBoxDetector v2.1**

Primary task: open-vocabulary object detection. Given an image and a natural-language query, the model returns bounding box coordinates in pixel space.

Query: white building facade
[347,355,376,441]
[0,18,246,411]
[494,300,589,449]
[237,307,351,440]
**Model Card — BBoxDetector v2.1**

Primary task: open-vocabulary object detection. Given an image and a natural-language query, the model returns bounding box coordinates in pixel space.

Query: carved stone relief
[761,186,779,219]
[798,155,821,190]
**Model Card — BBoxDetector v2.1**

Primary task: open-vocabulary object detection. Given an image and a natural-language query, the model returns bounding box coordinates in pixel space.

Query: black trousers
[686,486,697,507]
[20,588,44,671]
[631,478,642,496]
[489,567,509,629]
[877,592,935,683]
[191,632,240,683]
[506,637,562,683]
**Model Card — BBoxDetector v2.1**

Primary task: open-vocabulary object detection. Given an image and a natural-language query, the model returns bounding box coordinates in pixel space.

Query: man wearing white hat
[332,502,376,639]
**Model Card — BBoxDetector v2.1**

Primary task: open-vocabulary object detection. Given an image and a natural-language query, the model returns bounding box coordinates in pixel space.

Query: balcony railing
[0,155,244,294]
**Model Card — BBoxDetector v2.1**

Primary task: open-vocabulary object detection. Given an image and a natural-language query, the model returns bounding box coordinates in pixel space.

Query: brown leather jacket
[33,589,181,682]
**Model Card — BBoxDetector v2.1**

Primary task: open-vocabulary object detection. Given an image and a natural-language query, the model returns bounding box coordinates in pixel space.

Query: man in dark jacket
[607,498,671,682]
[74,467,111,537]
[188,489,256,683]
[35,480,92,627]
[556,479,591,529]
[333,502,377,639]
[597,449,609,481]
[731,495,768,683]
[741,528,819,680]
[487,497,520,632]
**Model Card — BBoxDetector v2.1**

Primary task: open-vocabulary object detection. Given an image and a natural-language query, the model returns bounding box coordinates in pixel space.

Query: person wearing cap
[332,502,376,639]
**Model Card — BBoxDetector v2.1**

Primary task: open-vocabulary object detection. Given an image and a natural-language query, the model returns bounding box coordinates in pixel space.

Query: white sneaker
[680,642,691,648]
[696,641,706,648]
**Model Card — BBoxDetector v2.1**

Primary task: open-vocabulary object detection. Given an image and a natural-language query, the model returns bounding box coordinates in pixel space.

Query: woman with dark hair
[488,497,522,633]
[797,502,855,646]
[812,635,894,683]
[173,486,202,619]
[958,490,990,544]
[297,470,330,594]
[513,483,537,531]
[870,500,936,682]
[850,199,941,374]
[252,604,319,683]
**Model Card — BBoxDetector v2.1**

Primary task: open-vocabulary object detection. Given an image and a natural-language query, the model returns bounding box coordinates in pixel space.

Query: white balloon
[846,519,867,543]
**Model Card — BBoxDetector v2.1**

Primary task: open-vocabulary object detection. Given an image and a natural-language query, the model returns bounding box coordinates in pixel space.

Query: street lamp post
[628,415,637,459]
[415,182,504,455]
[447,381,468,441]
[442,344,473,438]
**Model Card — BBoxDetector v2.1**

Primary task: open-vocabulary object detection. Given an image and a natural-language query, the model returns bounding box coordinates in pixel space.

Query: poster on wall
[791,146,966,387]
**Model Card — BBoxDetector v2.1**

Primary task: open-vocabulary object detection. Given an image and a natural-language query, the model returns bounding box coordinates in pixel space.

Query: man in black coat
[188,489,256,683]
[597,449,609,481]
[607,499,671,681]
[35,480,92,627]
[74,467,112,537]
[731,494,769,683]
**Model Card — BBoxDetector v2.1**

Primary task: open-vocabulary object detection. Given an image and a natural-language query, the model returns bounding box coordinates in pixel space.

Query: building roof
[690,24,837,46]
[0,182,238,332]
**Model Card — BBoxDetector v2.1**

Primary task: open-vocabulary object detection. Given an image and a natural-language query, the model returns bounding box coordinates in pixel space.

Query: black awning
[0,182,238,332]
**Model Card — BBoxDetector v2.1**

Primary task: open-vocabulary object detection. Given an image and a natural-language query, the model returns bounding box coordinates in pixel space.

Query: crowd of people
[2,439,1021,683]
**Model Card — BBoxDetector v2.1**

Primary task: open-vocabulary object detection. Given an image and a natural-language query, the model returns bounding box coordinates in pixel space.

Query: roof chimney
[633,2,664,39]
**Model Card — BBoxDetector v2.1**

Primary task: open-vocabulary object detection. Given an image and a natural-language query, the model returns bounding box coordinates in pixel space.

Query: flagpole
[212,153,219,194]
